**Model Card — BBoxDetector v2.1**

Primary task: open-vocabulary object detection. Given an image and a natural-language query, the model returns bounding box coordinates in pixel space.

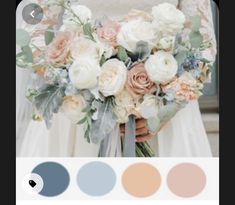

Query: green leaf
[82,105,92,113]
[191,15,201,31]
[117,47,128,62]
[175,50,187,66]
[83,23,95,41]
[147,117,161,133]
[77,117,87,124]
[158,103,178,123]
[33,84,66,128]
[21,45,33,63]
[44,27,55,45]
[16,52,30,68]
[16,29,31,46]
[100,54,106,66]
[189,31,203,48]
[200,58,211,64]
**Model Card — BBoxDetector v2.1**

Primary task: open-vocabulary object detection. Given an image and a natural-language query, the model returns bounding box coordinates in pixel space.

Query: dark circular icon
[22,3,43,25]
[29,180,37,188]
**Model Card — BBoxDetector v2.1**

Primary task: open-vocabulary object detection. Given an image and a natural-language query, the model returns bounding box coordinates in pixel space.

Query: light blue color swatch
[77,161,116,196]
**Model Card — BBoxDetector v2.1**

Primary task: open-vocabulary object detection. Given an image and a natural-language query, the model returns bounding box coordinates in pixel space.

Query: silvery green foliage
[44,27,55,45]
[189,16,203,48]
[16,29,31,47]
[158,103,179,123]
[65,83,80,96]
[33,84,66,128]
[90,98,117,144]
[147,117,161,133]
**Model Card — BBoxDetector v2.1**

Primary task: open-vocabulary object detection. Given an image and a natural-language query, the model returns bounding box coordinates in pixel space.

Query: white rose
[69,59,100,89]
[152,3,186,36]
[60,95,86,124]
[135,94,158,119]
[99,59,127,96]
[117,19,156,52]
[157,36,175,51]
[71,37,102,63]
[145,51,178,84]
[63,5,92,25]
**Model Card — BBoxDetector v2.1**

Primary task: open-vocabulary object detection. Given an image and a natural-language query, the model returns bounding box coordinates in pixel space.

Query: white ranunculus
[157,36,175,51]
[152,3,186,36]
[63,5,92,25]
[71,37,102,63]
[60,95,86,124]
[117,19,156,52]
[135,94,159,119]
[69,59,100,89]
[99,59,127,97]
[145,51,178,84]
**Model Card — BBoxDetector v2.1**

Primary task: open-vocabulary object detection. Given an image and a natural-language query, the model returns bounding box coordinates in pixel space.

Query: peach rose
[162,72,203,101]
[45,31,73,66]
[126,63,157,99]
[97,20,120,46]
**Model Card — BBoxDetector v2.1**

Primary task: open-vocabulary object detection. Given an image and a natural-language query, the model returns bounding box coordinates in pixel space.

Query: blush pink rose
[126,63,157,99]
[45,31,73,66]
[97,20,120,46]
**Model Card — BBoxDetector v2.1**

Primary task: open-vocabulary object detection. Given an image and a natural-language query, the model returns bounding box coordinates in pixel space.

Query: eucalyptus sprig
[77,105,95,143]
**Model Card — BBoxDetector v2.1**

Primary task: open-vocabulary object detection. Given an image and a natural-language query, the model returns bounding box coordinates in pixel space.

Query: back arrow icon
[30,10,35,18]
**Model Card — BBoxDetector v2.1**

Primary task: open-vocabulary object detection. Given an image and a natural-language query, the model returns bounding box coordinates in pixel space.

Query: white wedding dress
[16,0,217,157]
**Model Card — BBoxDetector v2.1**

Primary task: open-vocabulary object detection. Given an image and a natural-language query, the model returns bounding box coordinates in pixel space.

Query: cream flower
[156,36,176,52]
[114,89,136,123]
[152,3,186,36]
[145,51,178,84]
[60,95,86,124]
[71,37,102,63]
[135,94,159,119]
[117,19,156,52]
[99,59,127,96]
[69,59,100,89]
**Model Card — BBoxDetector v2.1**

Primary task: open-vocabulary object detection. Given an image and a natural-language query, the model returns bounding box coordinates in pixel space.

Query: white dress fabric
[16,0,217,157]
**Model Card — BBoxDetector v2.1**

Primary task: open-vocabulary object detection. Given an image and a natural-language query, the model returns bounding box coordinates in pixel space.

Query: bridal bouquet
[16,1,213,157]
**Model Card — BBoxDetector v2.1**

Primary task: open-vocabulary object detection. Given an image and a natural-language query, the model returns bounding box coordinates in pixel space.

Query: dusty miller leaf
[33,84,66,128]
[90,99,117,144]
[158,103,178,123]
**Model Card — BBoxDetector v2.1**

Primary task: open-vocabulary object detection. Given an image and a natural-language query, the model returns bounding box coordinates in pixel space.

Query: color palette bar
[16,158,219,200]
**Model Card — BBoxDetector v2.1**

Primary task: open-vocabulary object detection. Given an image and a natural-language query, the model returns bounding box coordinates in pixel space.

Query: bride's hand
[120,118,165,142]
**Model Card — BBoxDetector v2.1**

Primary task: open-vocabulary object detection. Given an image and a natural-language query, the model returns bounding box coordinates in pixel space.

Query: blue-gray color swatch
[32,162,70,197]
[77,161,116,196]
